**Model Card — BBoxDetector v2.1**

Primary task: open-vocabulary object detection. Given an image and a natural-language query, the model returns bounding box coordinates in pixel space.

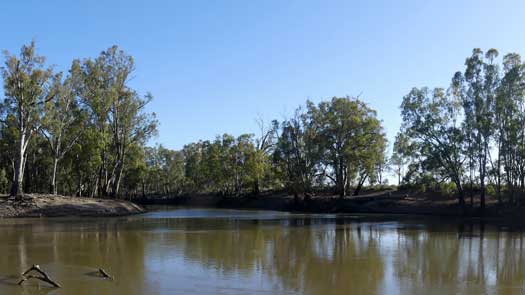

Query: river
[0,208,523,294]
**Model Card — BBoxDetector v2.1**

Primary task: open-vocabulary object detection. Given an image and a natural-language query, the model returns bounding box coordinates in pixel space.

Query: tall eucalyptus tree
[1,42,56,196]
[72,46,157,197]
[41,74,86,194]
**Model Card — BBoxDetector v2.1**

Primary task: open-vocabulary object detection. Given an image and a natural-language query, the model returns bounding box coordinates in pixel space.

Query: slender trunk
[480,178,486,212]
[91,176,99,198]
[11,157,24,196]
[454,176,466,214]
[75,157,82,197]
[97,165,105,197]
[353,173,368,196]
[479,149,486,212]
[336,158,345,197]
[469,153,474,208]
[496,140,502,204]
[77,174,82,197]
[112,160,124,198]
[141,178,146,198]
[10,131,26,196]
[50,157,59,195]
[480,152,486,212]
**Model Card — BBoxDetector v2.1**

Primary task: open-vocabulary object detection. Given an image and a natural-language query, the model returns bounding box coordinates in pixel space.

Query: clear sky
[2,0,525,151]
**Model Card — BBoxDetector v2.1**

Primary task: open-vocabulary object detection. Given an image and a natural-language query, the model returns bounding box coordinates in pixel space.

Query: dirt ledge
[0,194,145,218]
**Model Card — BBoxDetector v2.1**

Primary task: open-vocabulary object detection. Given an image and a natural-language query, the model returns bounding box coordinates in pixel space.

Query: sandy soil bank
[0,194,145,218]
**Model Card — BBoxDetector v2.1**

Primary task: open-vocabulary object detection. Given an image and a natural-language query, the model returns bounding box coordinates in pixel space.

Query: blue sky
[2,0,525,151]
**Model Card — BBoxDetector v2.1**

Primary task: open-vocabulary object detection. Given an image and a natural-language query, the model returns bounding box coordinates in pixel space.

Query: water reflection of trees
[394,223,525,294]
[3,217,525,294]
[165,218,525,295]
[170,218,386,295]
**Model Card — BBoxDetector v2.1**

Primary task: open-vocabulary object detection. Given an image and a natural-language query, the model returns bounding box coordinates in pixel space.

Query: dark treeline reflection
[2,215,525,294]
[141,216,525,295]
[145,218,383,294]
[393,222,525,295]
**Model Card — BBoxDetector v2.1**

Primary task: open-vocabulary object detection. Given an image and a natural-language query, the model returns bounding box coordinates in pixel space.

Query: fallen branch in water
[18,265,61,288]
[98,268,113,280]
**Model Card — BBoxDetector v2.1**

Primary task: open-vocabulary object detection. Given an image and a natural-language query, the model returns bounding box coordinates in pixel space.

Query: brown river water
[0,208,524,294]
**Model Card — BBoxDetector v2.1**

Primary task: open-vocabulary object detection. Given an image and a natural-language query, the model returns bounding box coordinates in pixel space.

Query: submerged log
[98,268,113,280]
[18,264,61,288]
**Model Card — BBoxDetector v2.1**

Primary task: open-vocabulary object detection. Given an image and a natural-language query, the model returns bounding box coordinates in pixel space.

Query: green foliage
[273,97,387,197]
[309,97,387,196]
[400,86,466,206]
[399,47,525,209]
[273,107,321,196]
[439,182,457,196]
[1,41,56,195]
[0,42,157,197]
[0,42,388,199]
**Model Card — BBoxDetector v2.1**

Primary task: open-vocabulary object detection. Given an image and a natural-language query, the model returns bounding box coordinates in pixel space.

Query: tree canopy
[0,42,388,200]
[398,48,525,212]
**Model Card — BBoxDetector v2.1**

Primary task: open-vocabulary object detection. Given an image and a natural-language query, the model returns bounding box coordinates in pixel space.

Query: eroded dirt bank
[0,194,145,218]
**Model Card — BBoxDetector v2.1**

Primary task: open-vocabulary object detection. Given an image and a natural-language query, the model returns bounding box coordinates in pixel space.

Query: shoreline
[0,194,145,218]
[1,192,524,222]
[133,191,525,221]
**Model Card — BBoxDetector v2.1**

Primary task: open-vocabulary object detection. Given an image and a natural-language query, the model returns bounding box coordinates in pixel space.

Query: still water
[0,208,524,294]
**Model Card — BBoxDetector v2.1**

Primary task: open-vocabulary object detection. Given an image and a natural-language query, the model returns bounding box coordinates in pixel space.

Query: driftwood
[18,265,61,288]
[98,268,113,280]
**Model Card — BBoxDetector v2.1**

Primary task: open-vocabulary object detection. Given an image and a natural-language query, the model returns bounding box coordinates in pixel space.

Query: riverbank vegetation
[0,42,157,198]
[139,97,387,199]
[0,42,387,200]
[396,48,525,212]
[2,42,525,215]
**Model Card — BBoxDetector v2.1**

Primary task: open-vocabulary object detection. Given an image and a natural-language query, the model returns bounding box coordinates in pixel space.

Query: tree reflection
[169,218,385,295]
[2,216,525,294]
[166,218,525,295]
[393,221,525,294]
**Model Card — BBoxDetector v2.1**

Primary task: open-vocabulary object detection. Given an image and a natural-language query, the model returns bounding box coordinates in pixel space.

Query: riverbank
[0,194,145,218]
[134,190,524,219]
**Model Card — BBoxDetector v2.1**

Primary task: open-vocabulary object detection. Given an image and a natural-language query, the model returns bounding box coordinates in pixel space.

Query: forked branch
[18,264,61,288]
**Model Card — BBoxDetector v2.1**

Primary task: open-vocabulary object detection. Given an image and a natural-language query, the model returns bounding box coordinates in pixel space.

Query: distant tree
[274,108,321,198]
[251,116,278,194]
[307,97,386,197]
[454,48,499,210]
[400,87,466,210]
[495,53,525,205]
[390,133,411,185]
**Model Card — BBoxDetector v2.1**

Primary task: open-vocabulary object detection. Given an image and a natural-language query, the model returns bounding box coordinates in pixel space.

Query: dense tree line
[0,42,387,199]
[394,48,525,211]
[0,42,157,197]
[138,98,387,199]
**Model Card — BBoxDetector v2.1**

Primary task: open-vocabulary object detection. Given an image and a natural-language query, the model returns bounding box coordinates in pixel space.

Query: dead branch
[18,264,61,288]
[98,268,113,280]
